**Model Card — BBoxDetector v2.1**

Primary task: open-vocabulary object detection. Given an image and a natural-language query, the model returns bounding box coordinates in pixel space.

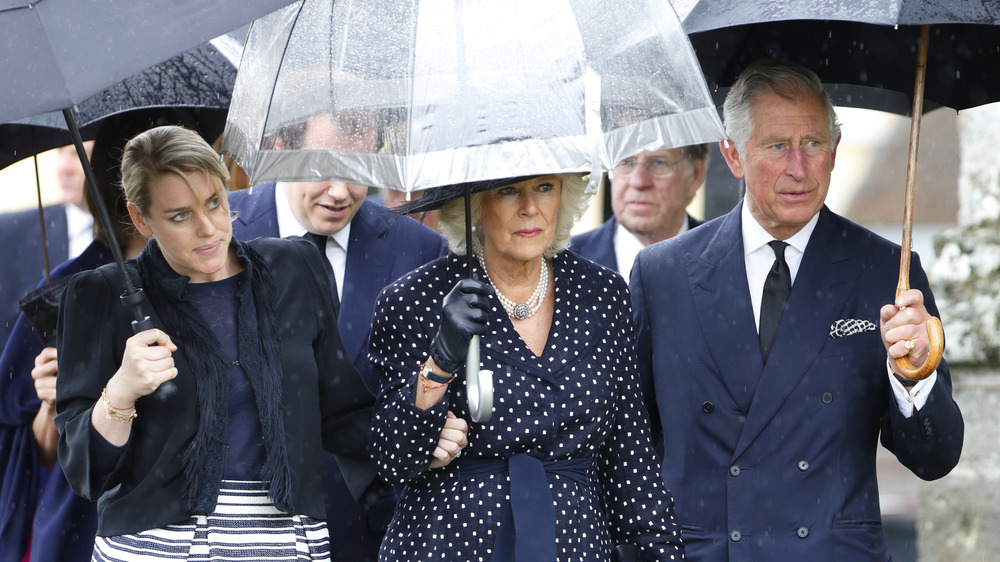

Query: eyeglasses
[613,156,683,178]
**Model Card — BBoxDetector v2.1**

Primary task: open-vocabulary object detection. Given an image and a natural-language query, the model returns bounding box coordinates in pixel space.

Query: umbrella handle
[125,292,178,398]
[893,316,944,382]
[465,335,493,423]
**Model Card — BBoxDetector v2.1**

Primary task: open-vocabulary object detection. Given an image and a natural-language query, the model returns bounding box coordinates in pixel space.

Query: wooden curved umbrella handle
[894,317,943,381]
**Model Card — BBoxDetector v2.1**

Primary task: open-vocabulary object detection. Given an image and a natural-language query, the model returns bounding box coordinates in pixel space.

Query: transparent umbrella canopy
[223,0,725,422]
[222,0,725,195]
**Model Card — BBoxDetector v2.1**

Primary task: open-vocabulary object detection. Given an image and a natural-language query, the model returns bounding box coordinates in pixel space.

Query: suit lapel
[592,218,618,271]
[689,204,764,412]
[230,183,279,239]
[339,201,395,365]
[733,208,863,458]
[47,205,69,265]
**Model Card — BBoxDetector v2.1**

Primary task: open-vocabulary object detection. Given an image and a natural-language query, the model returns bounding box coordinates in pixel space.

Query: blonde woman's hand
[105,328,178,408]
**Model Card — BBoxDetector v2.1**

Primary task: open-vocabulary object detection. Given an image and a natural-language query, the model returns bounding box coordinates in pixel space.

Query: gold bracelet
[101,386,137,423]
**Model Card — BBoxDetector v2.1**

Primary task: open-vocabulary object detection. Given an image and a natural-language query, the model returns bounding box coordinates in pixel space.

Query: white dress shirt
[275,183,349,301]
[65,203,94,260]
[740,201,935,417]
[614,217,689,283]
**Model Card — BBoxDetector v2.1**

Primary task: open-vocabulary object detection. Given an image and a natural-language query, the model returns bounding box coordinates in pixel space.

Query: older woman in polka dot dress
[368,173,684,561]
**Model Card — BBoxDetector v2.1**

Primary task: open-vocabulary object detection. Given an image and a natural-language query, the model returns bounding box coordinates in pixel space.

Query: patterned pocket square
[829,318,877,339]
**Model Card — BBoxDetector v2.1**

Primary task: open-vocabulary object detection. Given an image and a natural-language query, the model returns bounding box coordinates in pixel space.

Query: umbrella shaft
[33,155,52,284]
[898,25,931,296]
[62,109,143,319]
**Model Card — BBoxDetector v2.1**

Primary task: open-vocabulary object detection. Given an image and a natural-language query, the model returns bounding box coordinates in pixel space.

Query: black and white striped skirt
[92,480,330,561]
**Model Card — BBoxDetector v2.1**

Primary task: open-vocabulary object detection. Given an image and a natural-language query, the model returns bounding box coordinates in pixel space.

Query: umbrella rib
[405,0,419,192]
[254,3,308,179]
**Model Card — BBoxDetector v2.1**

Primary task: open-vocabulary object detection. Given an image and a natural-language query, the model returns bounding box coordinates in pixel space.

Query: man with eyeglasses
[570,143,709,282]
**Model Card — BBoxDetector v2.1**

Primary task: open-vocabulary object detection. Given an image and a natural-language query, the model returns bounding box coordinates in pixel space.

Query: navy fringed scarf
[136,239,292,513]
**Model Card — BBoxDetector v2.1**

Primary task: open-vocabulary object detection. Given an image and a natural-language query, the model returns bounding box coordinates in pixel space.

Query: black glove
[430,278,493,373]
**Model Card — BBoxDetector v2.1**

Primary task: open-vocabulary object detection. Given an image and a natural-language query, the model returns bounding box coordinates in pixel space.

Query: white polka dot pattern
[368,252,683,560]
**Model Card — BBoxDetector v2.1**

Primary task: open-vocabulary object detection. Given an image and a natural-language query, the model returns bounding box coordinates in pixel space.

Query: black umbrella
[2,41,240,364]
[0,0,292,344]
[689,21,1000,115]
[1,37,242,171]
[684,10,1000,378]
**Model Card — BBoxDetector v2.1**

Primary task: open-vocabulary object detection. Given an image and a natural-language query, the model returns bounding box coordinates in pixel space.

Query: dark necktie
[302,232,341,315]
[759,240,790,364]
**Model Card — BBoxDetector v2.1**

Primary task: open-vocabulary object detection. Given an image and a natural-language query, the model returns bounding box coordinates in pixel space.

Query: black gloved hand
[430,278,493,373]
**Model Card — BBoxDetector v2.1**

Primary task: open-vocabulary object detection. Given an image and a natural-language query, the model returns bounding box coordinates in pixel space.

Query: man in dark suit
[570,143,708,280]
[229,112,447,561]
[630,59,963,561]
[0,144,94,351]
[0,206,68,351]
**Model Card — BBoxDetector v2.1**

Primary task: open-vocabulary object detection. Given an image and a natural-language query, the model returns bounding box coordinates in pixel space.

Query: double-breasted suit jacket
[228,184,446,560]
[570,214,703,273]
[630,203,963,561]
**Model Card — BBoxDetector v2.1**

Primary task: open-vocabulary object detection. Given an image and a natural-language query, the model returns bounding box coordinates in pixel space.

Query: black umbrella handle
[121,289,178,399]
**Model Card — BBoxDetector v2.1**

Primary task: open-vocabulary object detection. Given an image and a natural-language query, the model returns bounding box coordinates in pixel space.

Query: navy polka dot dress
[369,251,683,561]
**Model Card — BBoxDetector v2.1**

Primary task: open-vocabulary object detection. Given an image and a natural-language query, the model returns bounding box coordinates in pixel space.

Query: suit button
[822,392,834,404]
[923,418,935,439]
[730,530,742,542]
[702,401,714,413]
[729,465,741,477]
[798,460,809,471]
[797,526,809,538]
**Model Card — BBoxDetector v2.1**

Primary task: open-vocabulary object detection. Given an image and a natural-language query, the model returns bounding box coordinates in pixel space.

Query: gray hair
[722,59,841,157]
[437,173,591,259]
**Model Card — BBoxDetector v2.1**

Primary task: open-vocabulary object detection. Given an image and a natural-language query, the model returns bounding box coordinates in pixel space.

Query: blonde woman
[56,126,376,561]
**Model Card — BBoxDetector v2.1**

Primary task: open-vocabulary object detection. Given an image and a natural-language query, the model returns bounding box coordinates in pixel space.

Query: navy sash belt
[457,454,595,562]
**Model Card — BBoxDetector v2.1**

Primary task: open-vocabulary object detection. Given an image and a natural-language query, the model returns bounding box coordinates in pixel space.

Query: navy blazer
[0,204,68,351]
[630,204,963,561]
[570,214,703,273]
[228,184,447,390]
[228,184,446,561]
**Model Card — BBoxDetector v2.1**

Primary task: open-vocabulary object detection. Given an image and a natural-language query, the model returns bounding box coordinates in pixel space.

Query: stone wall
[919,104,1000,560]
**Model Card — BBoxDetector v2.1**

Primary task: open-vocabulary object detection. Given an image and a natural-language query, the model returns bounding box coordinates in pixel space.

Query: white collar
[741,200,819,257]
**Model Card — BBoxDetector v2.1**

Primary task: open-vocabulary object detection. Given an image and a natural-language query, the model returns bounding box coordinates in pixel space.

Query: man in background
[570,143,708,282]
[0,142,93,351]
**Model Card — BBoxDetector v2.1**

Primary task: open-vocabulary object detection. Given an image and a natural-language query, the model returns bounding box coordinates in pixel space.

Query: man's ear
[127,203,153,238]
[719,139,745,180]
[687,157,709,199]
[272,136,287,150]
[830,133,842,170]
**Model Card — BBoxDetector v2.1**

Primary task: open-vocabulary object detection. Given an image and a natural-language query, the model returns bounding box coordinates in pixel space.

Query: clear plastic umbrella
[223,0,725,421]
[222,0,724,195]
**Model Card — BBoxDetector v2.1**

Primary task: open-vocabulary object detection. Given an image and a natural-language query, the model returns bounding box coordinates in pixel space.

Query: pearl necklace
[475,249,549,320]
